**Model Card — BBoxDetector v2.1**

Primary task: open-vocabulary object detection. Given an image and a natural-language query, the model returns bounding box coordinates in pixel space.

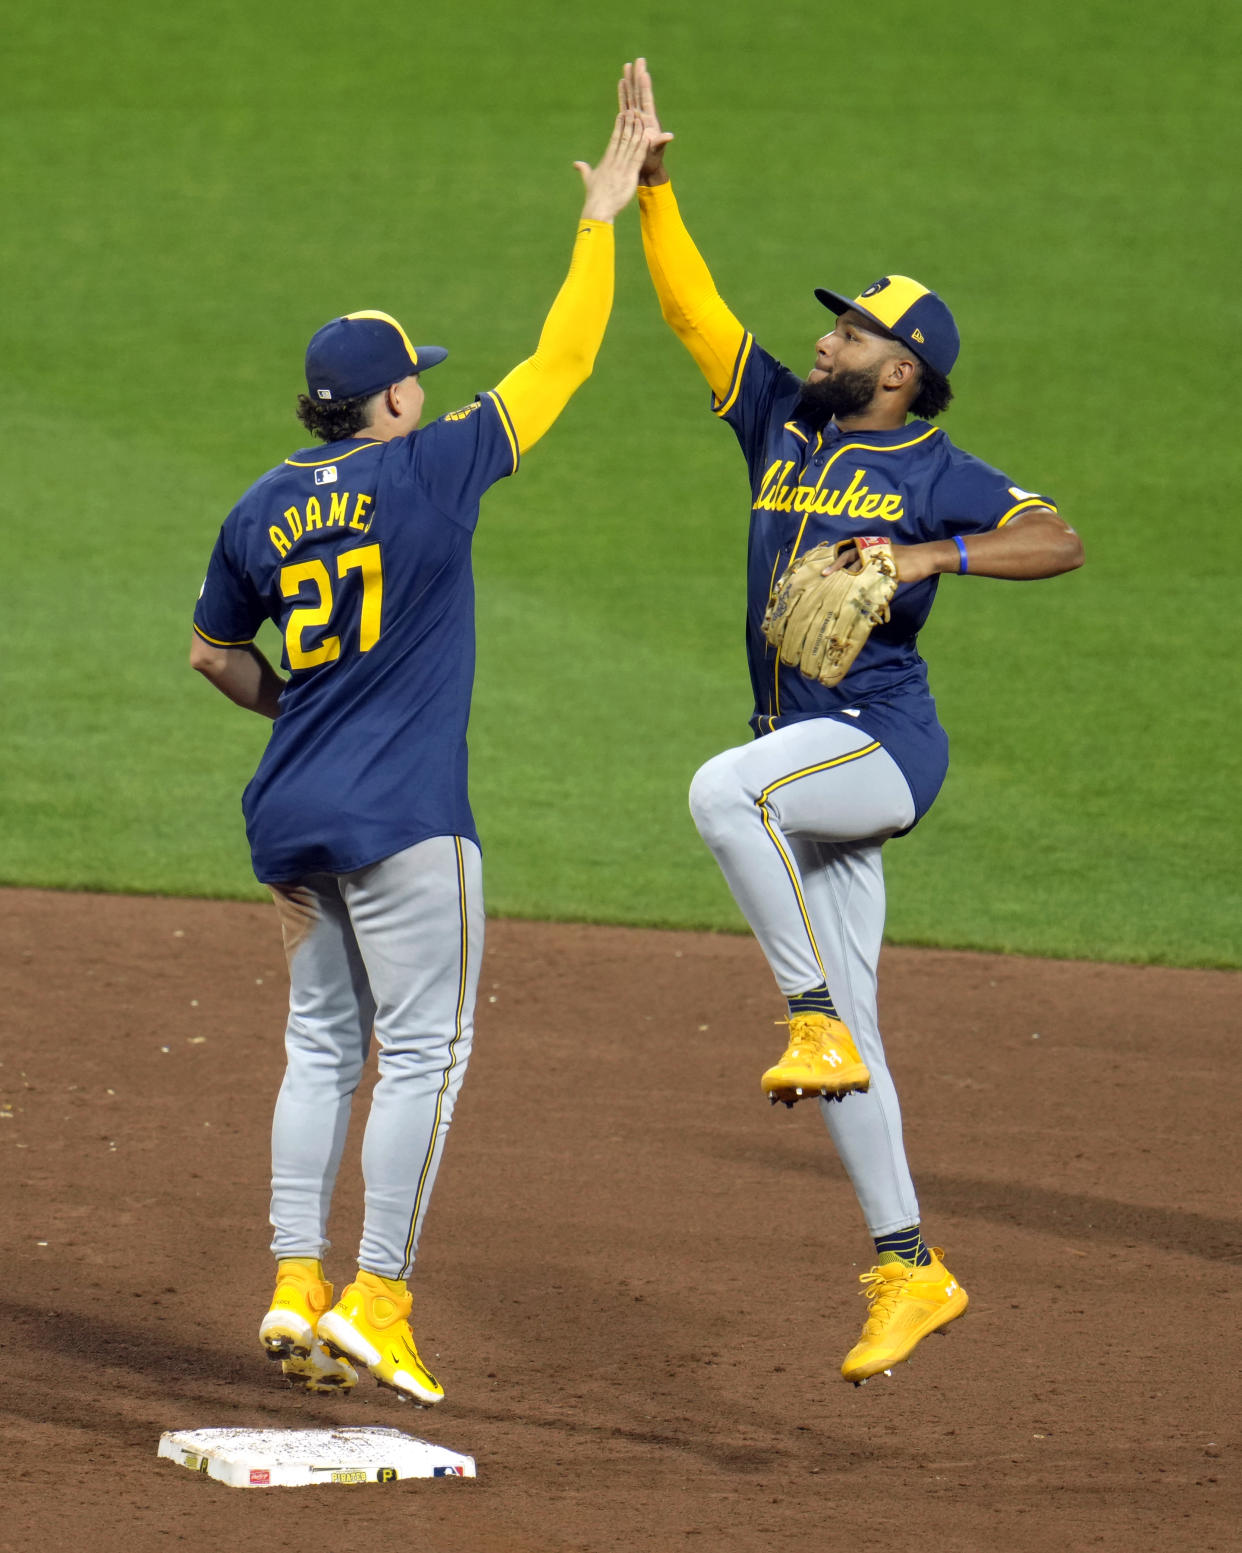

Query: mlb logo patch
[314,466,338,485]
[433,1465,466,1477]
[316,388,333,400]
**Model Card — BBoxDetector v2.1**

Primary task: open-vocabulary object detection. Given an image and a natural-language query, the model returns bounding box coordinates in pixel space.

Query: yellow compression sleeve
[637,181,747,402]
[493,218,615,454]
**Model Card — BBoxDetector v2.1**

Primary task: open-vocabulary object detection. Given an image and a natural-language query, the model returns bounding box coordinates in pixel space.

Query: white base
[158,1426,476,1488]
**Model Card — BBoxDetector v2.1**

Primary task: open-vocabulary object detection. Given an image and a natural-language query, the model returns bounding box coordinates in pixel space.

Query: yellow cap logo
[912,328,925,344]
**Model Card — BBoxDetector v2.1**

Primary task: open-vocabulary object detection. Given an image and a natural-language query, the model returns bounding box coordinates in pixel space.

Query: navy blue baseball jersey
[714,338,1055,820]
[194,391,519,882]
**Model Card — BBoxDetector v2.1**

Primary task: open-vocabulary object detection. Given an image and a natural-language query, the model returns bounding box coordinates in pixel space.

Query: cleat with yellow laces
[318,1270,444,1406]
[761,1014,870,1107]
[259,1259,358,1393]
[841,1248,968,1385]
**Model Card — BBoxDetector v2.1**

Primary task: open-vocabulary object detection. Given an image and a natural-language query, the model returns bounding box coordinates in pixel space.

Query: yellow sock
[278,1256,324,1279]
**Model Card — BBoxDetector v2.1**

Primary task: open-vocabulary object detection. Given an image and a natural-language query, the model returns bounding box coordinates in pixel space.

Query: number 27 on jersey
[279,542,383,670]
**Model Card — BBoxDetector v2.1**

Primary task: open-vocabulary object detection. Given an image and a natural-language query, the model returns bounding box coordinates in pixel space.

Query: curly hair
[295,390,380,443]
[909,362,953,420]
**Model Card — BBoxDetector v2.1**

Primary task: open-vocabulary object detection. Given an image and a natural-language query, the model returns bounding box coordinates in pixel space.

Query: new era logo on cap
[304,310,448,402]
[814,274,960,376]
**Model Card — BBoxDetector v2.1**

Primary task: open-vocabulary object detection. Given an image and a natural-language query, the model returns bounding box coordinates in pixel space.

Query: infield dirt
[1,889,1237,1552]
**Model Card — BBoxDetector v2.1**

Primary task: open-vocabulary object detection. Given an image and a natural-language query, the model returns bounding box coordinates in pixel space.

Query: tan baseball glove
[761,536,899,687]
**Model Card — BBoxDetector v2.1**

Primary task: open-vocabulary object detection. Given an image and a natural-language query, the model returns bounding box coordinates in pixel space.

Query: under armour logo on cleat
[825,1050,843,1067]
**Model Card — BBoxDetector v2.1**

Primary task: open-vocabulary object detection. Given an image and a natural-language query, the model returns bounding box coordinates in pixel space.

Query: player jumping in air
[189,110,653,1403]
[620,59,1083,1384]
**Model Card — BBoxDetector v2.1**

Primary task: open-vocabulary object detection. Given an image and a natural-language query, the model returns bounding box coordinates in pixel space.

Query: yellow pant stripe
[753,741,883,981]
[757,741,882,799]
[757,801,827,982]
[402,837,470,1271]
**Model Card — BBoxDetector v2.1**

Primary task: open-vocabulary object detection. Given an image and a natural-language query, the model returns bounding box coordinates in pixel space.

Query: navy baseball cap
[305,310,448,401]
[815,276,960,377]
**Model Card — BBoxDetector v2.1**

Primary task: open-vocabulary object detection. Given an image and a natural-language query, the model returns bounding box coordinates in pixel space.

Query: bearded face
[791,362,883,430]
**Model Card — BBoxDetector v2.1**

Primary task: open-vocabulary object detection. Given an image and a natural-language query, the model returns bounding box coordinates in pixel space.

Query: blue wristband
[953,535,969,574]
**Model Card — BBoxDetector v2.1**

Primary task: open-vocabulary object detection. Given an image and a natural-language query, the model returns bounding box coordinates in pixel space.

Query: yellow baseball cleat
[761,1013,870,1106]
[259,1259,358,1392]
[841,1248,968,1385]
[318,1270,445,1406]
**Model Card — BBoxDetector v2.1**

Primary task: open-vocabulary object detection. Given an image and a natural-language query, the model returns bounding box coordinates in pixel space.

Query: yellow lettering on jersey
[280,559,340,669]
[305,496,323,530]
[754,459,906,522]
[845,474,874,517]
[349,493,374,532]
[276,542,386,670]
[755,460,795,510]
[337,543,383,651]
[328,491,350,527]
[284,505,304,541]
[269,525,292,557]
[825,470,867,516]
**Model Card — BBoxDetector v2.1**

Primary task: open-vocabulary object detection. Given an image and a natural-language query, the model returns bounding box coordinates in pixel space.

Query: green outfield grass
[2,0,1238,966]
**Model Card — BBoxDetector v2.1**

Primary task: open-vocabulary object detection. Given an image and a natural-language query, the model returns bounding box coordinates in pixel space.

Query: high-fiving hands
[619,57,674,185]
[575,109,654,222]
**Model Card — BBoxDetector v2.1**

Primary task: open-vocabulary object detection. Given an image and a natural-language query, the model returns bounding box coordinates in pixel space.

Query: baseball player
[621,60,1083,1384]
[189,110,652,1404]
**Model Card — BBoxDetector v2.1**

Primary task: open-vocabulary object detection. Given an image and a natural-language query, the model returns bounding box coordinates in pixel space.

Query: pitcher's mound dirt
[0,889,1237,1552]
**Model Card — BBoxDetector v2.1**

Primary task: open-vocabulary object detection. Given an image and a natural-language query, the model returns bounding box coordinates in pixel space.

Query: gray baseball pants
[268,835,484,1279]
[689,718,921,1236]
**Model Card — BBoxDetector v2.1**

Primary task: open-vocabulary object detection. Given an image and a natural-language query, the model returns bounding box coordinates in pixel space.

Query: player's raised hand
[575,108,652,221]
[619,56,673,185]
